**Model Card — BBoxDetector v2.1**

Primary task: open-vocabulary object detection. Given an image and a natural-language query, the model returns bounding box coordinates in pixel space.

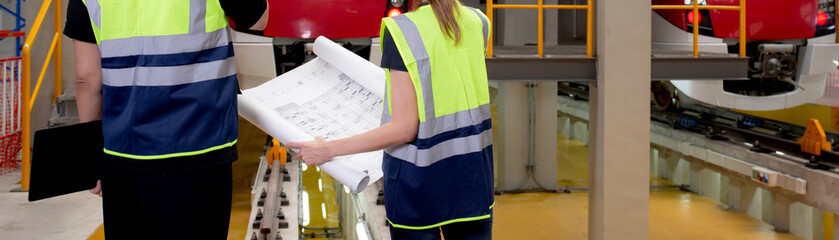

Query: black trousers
[389,218,493,240]
[101,162,233,240]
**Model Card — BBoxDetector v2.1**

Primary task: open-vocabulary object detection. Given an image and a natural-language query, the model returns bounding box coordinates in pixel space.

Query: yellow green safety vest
[83,0,239,160]
[380,4,494,229]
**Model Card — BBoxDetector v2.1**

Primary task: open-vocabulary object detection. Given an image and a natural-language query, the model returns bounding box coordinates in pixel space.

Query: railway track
[557,82,839,170]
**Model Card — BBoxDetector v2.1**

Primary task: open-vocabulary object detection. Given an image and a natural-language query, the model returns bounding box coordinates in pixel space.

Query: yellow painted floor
[490,132,801,239]
[493,190,800,240]
[556,133,589,187]
[228,117,267,240]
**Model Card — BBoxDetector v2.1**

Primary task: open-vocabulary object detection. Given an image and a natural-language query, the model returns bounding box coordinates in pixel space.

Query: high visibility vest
[380,4,493,230]
[83,0,238,160]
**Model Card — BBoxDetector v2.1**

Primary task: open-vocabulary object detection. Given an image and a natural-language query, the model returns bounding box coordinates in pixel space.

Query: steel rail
[650,109,839,169]
[260,160,283,238]
[557,83,839,169]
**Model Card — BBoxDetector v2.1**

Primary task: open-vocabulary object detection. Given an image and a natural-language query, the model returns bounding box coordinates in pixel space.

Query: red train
[230,0,412,76]
[653,0,839,110]
[256,0,408,40]
[232,0,839,111]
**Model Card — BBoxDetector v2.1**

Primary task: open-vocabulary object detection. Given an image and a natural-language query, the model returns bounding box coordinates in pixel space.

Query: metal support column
[588,0,650,238]
[494,81,558,191]
[775,193,792,233]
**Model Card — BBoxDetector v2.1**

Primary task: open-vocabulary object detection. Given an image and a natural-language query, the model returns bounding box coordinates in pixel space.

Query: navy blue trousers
[389,218,493,240]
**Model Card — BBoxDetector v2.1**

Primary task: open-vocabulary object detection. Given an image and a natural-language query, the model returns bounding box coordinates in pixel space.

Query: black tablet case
[28,121,103,202]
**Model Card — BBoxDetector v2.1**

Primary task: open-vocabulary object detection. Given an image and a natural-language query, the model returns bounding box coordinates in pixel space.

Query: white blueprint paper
[238,36,385,193]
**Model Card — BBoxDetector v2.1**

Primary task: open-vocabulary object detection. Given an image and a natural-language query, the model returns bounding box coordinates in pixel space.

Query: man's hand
[90,180,102,197]
[286,136,333,166]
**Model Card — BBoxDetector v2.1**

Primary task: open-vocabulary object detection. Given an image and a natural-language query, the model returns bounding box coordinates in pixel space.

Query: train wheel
[651,81,679,111]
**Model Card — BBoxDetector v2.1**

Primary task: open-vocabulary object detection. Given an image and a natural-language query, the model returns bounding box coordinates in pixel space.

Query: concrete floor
[0,170,103,240]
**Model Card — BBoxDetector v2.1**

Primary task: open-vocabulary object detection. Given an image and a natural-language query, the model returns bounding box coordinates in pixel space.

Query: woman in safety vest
[288,0,494,239]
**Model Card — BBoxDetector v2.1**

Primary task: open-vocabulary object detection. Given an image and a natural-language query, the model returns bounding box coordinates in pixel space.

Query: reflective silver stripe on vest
[417,104,490,139]
[468,7,489,50]
[392,15,435,122]
[385,128,492,167]
[381,72,392,125]
[189,0,207,34]
[98,29,229,58]
[85,0,102,29]
[383,102,490,140]
[102,57,236,87]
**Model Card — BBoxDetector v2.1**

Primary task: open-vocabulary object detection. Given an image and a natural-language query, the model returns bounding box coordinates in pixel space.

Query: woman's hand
[286,136,334,166]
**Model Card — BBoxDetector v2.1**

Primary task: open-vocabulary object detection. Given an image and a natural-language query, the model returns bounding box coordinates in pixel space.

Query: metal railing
[20,0,62,190]
[486,0,594,58]
[651,0,746,57]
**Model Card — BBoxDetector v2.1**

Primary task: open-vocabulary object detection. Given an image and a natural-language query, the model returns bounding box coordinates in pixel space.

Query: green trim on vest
[385,69,393,115]
[387,214,492,230]
[103,139,237,160]
[100,0,189,40]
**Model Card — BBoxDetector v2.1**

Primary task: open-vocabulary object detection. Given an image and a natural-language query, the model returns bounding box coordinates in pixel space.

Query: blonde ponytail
[413,0,462,44]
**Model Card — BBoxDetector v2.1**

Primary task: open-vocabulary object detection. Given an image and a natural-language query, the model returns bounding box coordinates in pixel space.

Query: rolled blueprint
[239,95,371,193]
[238,36,385,193]
[313,36,385,98]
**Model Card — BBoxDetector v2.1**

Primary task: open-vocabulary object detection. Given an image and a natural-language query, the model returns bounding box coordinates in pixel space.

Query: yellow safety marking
[86,223,105,240]
[279,146,287,165]
[796,119,832,156]
[826,212,835,240]
[267,138,278,165]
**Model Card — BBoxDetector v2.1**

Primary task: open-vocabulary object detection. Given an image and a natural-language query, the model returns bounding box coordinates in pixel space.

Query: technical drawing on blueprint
[239,36,385,193]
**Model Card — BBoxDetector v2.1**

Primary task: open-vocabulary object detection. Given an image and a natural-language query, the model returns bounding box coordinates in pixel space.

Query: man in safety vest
[65,0,268,239]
